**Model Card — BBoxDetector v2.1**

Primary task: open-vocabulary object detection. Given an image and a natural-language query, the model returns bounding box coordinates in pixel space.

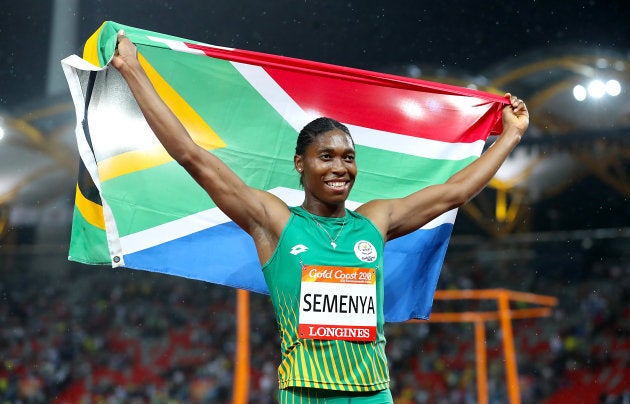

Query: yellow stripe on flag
[75,185,105,230]
[82,22,106,67]
[97,52,226,182]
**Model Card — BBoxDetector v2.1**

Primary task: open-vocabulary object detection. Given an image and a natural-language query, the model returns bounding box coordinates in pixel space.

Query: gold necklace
[304,209,347,249]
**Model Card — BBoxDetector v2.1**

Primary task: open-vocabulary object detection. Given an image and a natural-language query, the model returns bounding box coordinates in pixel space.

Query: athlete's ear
[294,154,304,173]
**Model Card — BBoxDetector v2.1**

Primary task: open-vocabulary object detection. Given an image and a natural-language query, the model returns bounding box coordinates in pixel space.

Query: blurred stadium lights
[0,115,6,141]
[572,79,622,101]
[606,79,622,96]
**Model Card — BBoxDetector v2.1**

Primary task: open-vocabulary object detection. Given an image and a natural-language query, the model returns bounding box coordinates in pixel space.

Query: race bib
[298,265,377,342]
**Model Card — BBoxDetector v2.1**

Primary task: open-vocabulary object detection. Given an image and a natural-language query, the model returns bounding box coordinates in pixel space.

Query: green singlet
[263,206,391,403]
[279,387,393,403]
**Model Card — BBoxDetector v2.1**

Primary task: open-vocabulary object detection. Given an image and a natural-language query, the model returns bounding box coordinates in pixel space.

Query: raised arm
[358,94,529,241]
[111,31,289,262]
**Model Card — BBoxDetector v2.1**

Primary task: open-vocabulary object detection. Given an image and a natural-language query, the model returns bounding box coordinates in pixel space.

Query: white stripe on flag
[146,36,224,54]
[231,62,485,160]
[231,62,314,132]
[119,186,456,255]
[61,56,126,267]
[348,124,485,161]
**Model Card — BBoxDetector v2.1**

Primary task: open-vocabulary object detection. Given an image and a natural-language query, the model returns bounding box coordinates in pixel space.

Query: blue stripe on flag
[123,220,454,322]
[383,223,454,322]
[123,222,266,293]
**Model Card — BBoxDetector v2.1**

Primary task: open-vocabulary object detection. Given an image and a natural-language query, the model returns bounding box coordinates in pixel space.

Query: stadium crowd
[0,246,628,403]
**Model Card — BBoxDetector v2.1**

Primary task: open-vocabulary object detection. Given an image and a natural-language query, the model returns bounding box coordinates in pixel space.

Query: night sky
[1,0,628,108]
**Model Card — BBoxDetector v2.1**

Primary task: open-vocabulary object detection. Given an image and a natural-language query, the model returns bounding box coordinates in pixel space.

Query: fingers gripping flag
[62,21,507,322]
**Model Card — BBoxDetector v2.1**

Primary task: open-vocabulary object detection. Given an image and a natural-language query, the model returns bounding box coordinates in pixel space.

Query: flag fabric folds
[62,21,507,322]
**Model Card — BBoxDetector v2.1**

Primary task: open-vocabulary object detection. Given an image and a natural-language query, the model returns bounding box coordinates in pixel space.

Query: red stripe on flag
[264,67,502,142]
[186,42,506,143]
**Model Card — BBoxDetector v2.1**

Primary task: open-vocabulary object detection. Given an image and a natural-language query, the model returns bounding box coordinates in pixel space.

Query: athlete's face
[295,129,357,207]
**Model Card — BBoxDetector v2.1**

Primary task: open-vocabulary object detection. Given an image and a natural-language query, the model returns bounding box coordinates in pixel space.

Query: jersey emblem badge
[354,240,377,263]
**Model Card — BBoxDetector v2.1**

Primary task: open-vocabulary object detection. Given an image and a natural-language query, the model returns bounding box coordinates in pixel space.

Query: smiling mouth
[326,181,348,190]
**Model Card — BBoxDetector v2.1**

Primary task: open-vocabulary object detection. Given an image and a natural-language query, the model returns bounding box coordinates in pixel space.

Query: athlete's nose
[331,157,347,175]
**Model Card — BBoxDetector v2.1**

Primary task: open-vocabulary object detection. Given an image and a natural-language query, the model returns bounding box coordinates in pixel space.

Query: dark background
[0,2,629,402]
[2,0,629,107]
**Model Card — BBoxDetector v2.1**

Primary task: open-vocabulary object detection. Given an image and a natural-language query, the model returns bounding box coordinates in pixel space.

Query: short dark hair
[295,117,352,156]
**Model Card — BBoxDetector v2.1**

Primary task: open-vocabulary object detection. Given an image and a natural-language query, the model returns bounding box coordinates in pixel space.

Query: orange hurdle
[415,289,558,404]
[232,288,557,404]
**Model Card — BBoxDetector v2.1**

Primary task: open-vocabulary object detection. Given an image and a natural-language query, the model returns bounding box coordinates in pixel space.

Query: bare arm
[111,31,289,262]
[357,94,528,241]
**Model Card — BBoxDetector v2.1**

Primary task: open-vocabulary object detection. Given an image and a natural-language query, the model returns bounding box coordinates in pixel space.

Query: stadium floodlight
[575,79,622,101]
[573,84,587,101]
[587,80,606,99]
[605,79,621,96]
